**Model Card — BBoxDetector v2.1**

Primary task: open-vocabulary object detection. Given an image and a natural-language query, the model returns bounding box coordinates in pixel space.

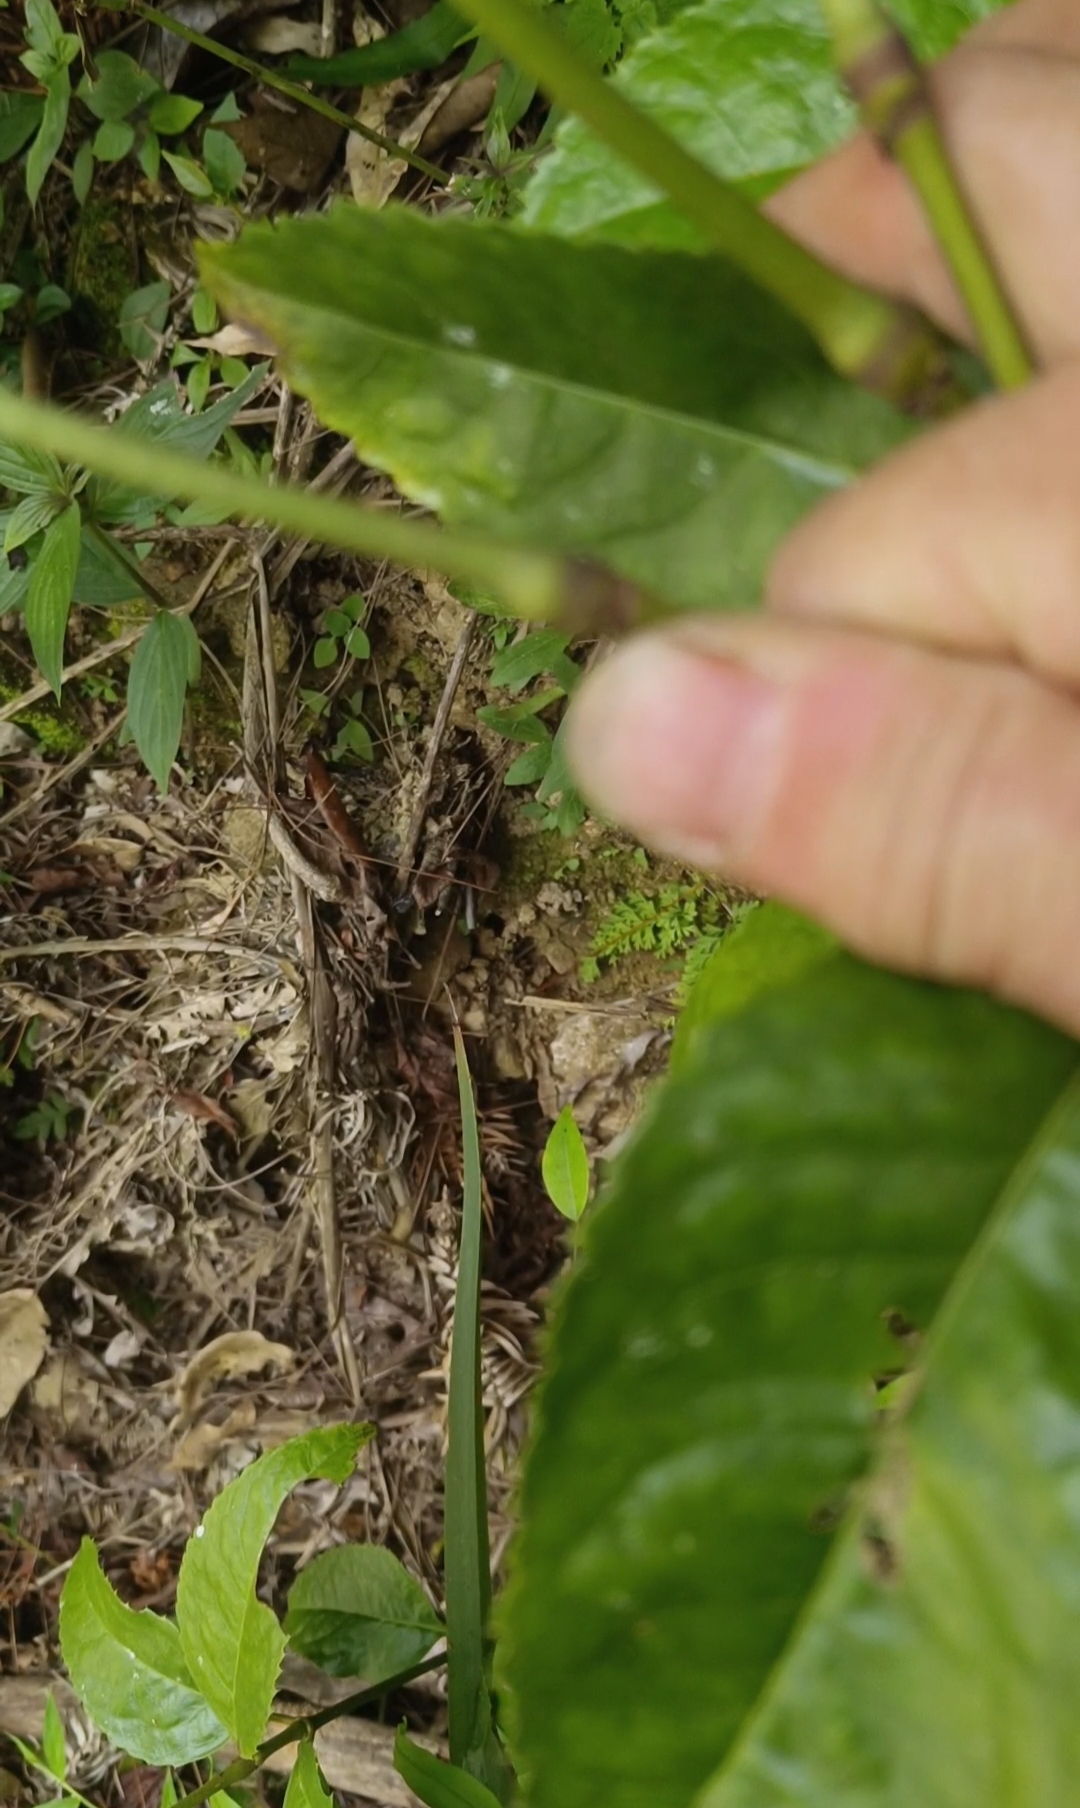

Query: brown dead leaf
[30,1353,101,1439]
[129,1547,175,1596]
[223,99,342,194]
[346,83,409,208]
[417,63,500,156]
[171,1089,240,1140]
[26,867,85,895]
[0,1291,49,1418]
[176,1331,295,1421]
[169,1400,257,1470]
[191,322,277,359]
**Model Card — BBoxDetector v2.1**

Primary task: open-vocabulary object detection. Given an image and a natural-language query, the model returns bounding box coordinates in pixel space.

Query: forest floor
[0,5,733,1801]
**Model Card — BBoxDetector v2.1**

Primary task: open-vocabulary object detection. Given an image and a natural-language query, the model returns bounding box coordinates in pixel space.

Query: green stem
[170,1654,445,1808]
[445,0,953,410]
[0,387,575,622]
[128,0,448,186]
[821,0,1033,390]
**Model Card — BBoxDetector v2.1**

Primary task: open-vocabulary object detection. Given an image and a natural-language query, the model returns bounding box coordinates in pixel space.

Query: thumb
[567,619,1080,1035]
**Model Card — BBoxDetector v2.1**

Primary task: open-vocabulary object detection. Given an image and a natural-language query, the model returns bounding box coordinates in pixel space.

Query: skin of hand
[567,0,1080,1039]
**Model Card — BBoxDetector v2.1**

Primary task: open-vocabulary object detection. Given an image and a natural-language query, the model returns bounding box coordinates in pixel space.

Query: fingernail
[566,631,788,865]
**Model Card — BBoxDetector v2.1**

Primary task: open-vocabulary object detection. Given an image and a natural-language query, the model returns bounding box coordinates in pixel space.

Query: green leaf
[25,501,80,696]
[477,695,558,742]
[175,1425,372,1758]
[448,1031,492,1766]
[126,611,199,790]
[394,1729,504,1808]
[26,68,70,207]
[313,636,338,668]
[138,128,161,182]
[72,527,144,606]
[522,0,1012,247]
[77,49,160,122]
[502,940,1080,1808]
[201,208,908,611]
[541,1106,589,1222]
[4,489,63,554]
[0,443,63,495]
[286,1,474,86]
[325,607,354,637]
[25,0,66,57]
[0,93,44,163]
[59,1538,228,1766]
[41,1693,66,1782]
[671,901,836,1074]
[118,279,171,361]
[490,629,578,695]
[345,625,371,660]
[0,283,22,317]
[191,287,218,334]
[334,715,374,762]
[149,93,204,136]
[162,148,214,197]
[92,117,135,163]
[202,127,246,196]
[284,1740,334,1808]
[186,356,212,414]
[285,1545,443,1678]
[34,284,70,326]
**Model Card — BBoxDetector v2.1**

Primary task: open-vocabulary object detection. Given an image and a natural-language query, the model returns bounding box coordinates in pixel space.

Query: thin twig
[394,614,476,895]
[0,934,282,966]
[1,711,123,826]
[129,0,449,184]
[822,0,1033,390]
[169,1654,445,1808]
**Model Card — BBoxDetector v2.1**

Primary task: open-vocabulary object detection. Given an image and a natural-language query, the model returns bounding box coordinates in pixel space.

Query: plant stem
[0,387,585,623]
[85,517,174,614]
[444,0,953,411]
[821,0,1033,390]
[170,1654,445,1808]
[128,0,448,185]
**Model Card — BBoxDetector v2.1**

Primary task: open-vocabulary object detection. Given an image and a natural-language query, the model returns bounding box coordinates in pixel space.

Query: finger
[766,45,1080,364]
[767,364,1080,683]
[966,0,1080,55]
[568,618,1080,1036]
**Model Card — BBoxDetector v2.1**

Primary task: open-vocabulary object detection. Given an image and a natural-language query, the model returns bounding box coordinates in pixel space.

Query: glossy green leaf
[522,0,1010,246]
[126,610,200,791]
[202,208,907,611]
[149,93,204,136]
[0,93,45,163]
[26,68,70,207]
[542,1106,590,1222]
[286,2,474,86]
[503,938,1080,1808]
[26,501,80,697]
[78,50,160,122]
[59,1539,228,1766]
[41,1693,65,1781]
[285,1545,443,1678]
[118,280,171,361]
[671,901,836,1073]
[394,1729,504,1808]
[284,1741,333,1808]
[175,1425,371,1758]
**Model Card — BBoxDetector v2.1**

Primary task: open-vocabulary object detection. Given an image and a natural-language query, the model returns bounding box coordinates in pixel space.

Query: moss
[66,198,134,361]
[13,706,85,756]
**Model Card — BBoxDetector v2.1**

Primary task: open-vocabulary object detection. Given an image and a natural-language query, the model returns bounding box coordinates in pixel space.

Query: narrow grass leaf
[41,1694,66,1782]
[59,1539,227,1766]
[26,500,80,697]
[175,1425,371,1757]
[285,1544,443,1678]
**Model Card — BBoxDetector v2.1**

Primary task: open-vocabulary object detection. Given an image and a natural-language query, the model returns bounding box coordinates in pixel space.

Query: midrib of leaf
[696,1059,1080,1807]
[238,299,870,492]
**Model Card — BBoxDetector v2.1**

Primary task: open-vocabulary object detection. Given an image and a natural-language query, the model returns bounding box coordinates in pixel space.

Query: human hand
[568,0,1080,1036]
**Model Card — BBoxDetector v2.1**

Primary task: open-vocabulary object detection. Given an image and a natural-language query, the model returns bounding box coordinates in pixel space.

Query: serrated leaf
[25,501,79,696]
[118,279,171,361]
[175,1425,372,1758]
[286,1,473,85]
[149,93,204,136]
[77,49,159,121]
[522,0,1012,246]
[201,209,908,612]
[285,1741,334,1808]
[26,68,69,206]
[503,925,1080,1808]
[59,1539,228,1766]
[541,1106,589,1222]
[126,611,200,790]
[394,1729,503,1808]
[286,1545,443,1679]
[41,1693,65,1781]
[0,93,44,163]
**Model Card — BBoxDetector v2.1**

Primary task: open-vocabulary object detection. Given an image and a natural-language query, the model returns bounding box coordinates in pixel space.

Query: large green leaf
[286,1,474,85]
[521,0,1011,246]
[202,209,907,611]
[502,925,1080,1808]
[59,1539,227,1767]
[175,1424,371,1758]
[0,93,45,163]
[26,501,80,697]
[127,610,201,792]
[285,1545,443,1678]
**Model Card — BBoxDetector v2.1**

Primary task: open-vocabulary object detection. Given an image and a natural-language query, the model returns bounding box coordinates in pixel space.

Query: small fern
[582,883,723,982]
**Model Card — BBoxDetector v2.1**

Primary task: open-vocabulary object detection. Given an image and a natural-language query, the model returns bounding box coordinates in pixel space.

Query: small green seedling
[314,593,370,669]
[477,627,586,835]
[541,1104,590,1223]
